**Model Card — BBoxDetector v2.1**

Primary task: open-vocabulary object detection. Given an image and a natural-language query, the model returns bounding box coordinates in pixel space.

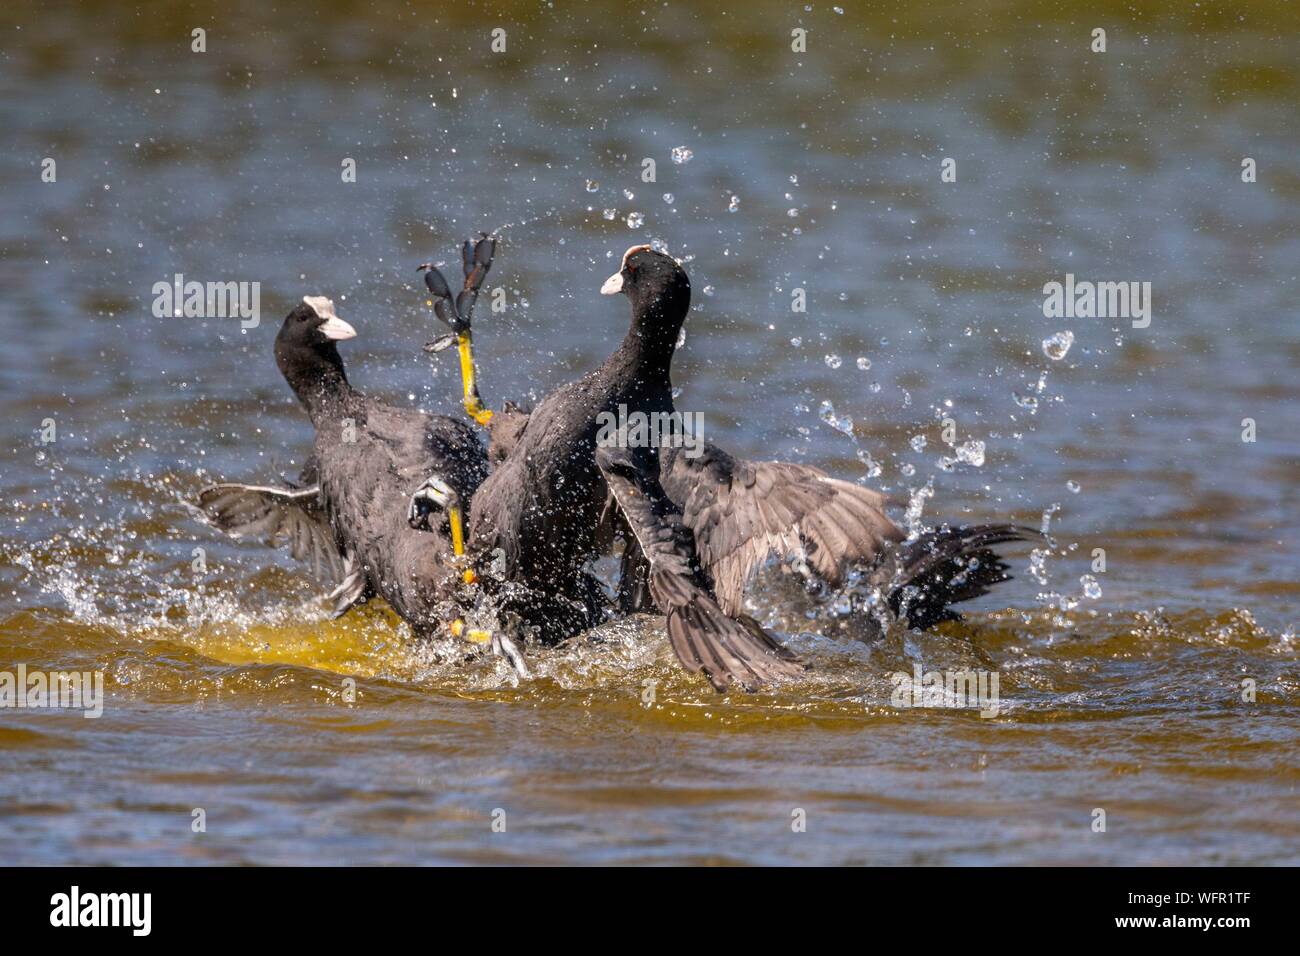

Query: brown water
[1,0,1298,865]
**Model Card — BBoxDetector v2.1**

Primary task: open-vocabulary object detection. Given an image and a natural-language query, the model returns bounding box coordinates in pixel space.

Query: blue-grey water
[1,0,1297,865]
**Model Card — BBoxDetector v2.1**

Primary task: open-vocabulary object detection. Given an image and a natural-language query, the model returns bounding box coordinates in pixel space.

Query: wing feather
[596,447,804,692]
[660,446,906,615]
[196,483,344,586]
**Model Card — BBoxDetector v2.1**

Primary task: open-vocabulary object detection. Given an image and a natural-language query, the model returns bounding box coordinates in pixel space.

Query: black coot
[196,295,500,652]
[467,246,1039,690]
[464,245,806,690]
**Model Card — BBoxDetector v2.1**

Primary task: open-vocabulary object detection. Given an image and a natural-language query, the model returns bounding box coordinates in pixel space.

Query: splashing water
[956,439,985,467]
[1041,502,1061,535]
[818,400,854,436]
[903,479,935,538]
[1042,331,1074,361]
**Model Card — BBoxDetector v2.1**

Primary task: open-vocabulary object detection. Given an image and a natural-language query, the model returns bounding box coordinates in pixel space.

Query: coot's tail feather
[881,524,1042,629]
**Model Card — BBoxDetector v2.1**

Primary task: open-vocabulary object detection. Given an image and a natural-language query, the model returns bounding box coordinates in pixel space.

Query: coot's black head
[274,296,357,414]
[601,245,691,351]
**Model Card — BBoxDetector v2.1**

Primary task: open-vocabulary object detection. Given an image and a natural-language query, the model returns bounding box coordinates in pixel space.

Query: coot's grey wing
[615,525,653,613]
[308,405,489,626]
[196,483,346,584]
[659,444,906,616]
[596,446,804,693]
[325,551,368,618]
[363,405,489,494]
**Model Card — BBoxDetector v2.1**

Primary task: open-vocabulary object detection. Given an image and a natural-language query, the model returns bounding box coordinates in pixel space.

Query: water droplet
[787,208,799,218]
[824,353,842,369]
[727,195,740,212]
[1040,502,1061,535]
[671,146,693,164]
[1042,330,1074,361]
[790,336,802,347]
[585,179,599,192]
[626,212,644,229]
[662,193,674,204]
[819,400,854,436]
[856,447,882,478]
[702,285,715,297]
[602,208,617,220]
[623,188,635,201]
[1080,574,1102,599]
[909,434,927,453]
[856,356,871,371]
[956,440,985,467]
[1013,391,1039,413]
[904,479,935,537]
[1028,548,1050,585]
[1066,480,1081,494]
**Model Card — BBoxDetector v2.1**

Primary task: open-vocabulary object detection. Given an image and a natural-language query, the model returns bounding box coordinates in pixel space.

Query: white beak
[600,271,624,295]
[319,316,357,341]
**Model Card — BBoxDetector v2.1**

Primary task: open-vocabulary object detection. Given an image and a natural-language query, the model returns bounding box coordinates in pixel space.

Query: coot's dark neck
[277,346,358,424]
[612,283,690,384]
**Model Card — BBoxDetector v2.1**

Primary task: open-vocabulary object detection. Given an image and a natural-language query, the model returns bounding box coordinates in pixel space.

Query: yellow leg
[457,332,493,426]
[449,618,492,645]
[446,508,485,642]
[448,504,465,556]
[445,504,477,585]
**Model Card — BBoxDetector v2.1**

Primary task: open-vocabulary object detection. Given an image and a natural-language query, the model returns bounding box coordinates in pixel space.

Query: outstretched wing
[196,483,346,584]
[596,446,805,693]
[659,444,905,616]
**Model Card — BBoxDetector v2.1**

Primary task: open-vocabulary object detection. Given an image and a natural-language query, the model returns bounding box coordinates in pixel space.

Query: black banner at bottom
[0,865,1284,941]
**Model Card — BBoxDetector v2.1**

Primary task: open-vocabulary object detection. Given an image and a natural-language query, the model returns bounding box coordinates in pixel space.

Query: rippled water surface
[1,1,1298,865]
